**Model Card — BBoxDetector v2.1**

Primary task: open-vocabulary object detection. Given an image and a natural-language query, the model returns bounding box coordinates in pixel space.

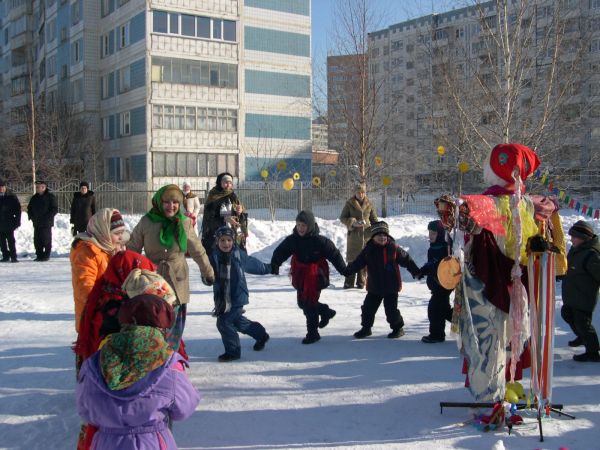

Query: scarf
[73,250,156,360]
[145,186,188,252]
[100,325,173,390]
[206,186,237,205]
[73,208,117,255]
[290,255,328,304]
[214,250,232,316]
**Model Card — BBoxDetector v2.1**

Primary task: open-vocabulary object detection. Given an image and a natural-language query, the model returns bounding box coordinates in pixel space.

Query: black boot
[253,333,270,351]
[353,327,372,339]
[573,351,600,362]
[318,309,336,329]
[421,335,445,343]
[568,336,584,347]
[302,333,320,344]
[218,353,240,362]
[388,326,405,339]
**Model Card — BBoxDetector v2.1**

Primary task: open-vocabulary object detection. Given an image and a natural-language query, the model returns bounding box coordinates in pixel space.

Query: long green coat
[340,196,378,286]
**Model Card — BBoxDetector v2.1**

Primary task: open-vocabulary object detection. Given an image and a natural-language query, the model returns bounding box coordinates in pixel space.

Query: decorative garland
[533,169,599,219]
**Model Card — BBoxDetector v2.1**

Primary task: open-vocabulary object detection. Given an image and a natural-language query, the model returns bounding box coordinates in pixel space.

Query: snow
[0,211,599,450]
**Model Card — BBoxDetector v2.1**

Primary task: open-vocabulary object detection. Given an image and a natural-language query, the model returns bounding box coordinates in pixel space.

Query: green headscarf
[145,185,188,252]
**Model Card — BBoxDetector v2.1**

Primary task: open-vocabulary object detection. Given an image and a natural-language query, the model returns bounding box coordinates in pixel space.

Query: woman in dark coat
[201,172,248,253]
[70,181,96,235]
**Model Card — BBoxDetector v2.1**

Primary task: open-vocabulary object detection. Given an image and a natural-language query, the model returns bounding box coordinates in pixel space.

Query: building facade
[0,0,312,188]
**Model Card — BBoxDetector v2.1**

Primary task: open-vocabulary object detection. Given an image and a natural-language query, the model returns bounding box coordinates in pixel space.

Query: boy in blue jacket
[210,226,271,362]
[419,220,454,343]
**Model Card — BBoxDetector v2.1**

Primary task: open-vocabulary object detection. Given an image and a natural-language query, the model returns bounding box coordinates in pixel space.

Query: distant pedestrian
[27,180,58,261]
[346,221,421,339]
[182,181,201,228]
[561,220,600,362]
[339,183,378,289]
[270,210,346,344]
[70,181,96,236]
[0,179,21,263]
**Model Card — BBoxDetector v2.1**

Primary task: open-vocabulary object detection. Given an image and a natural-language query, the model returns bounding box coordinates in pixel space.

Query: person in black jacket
[0,180,21,262]
[271,210,347,344]
[561,220,600,362]
[419,220,454,343]
[70,181,96,235]
[346,221,420,339]
[27,180,58,261]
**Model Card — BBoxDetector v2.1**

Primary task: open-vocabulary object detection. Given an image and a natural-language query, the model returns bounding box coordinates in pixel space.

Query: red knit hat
[110,210,125,231]
[488,143,540,184]
[118,294,175,328]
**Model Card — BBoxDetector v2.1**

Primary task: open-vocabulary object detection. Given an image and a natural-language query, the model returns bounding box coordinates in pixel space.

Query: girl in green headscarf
[128,184,215,350]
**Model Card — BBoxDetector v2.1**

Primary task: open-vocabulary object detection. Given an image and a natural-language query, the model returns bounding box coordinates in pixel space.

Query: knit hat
[118,294,175,328]
[121,269,177,305]
[215,226,235,239]
[355,183,366,193]
[79,181,90,189]
[110,210,126,232]
[296,210,316,233]
[484,143,540,186]
[182,181,191,189]
[568,220,595,240]
[371,221,390,237]
[35,180,47,186]
[160,184,184,203]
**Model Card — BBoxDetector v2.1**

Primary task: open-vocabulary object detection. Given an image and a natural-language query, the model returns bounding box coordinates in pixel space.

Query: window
[153,11,168,33]
[119,67,130,92]
[48,55,56,76]
[223,20,236,41]
[102,117,110,141]
[61,64,68,79]
[60,27,68,42]
[11,77,27,96]
[152,152,237,177]
[71,1,81,25]
[72,78,83,103]
[101,75,109,99]
[182,15,195,36]
[102,34,110,57]
[151,57,237,88]
[152,105,163,129]
[101,0,110,17]
[120,111,131,136]
[47,19,56,42]
[119,23,130,48]
[39,58,46,80]
[213,19,222,39]
[197,17,210,38]
[72,40,82,64]
[170,13,179,34]
[152,104,238,131]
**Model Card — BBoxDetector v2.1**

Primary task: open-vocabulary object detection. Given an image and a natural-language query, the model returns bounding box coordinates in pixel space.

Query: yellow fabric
[70,240,110,332]
[549,211,568,276]
[493,196,538,265]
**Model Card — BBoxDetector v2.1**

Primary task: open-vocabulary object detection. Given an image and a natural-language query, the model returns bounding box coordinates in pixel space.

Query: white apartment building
[0,0,312,188]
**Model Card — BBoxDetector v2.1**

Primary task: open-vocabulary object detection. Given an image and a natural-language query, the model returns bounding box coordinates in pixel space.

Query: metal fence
[10,177,600,221]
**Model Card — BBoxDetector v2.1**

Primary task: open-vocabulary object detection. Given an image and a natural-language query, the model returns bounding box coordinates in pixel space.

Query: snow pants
[428,291,453,339]
[217,306,267,357]
[561,304,599,353]
[360,292,403,330]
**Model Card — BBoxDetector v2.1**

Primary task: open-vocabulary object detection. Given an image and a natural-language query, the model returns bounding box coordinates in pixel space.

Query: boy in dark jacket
[419,220,454,343]
[271,210,347,344]
[346,221,420,339]
[70,181,96,235]
[211,226,271,361]
[27,180,58,261]
[561,220,600,362]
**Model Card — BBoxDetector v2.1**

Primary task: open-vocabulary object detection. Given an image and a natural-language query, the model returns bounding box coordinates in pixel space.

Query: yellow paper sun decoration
[375,156,383,167]
[276,160,287,171]
[312,176,321,187]
[458,162,470,173]
[260,169,269,179]
[293,172,300,181]
[382,176,392,186]
[437,146,446,156]
[282,178,294,191]
[329,169,337,177]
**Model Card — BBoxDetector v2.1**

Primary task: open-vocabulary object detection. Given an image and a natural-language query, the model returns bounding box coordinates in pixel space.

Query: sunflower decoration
[312,176,321,187]
[282,178,294,191]
[260,169,269,179]
[437,145,446,156]
[458,162,470,173]
[374,156,383,167]
[276,160,287,171]
[293,172,300,181]
[382,176,392,186]
[328,169,337,177]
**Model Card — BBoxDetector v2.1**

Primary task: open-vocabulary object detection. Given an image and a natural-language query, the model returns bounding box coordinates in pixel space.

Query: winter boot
[302,333,321,345]
[568,337,584,347]
[1,257,9,262]
[573,351,600,362]
[218,353,240,362]
[353,327,372,339]
[318,309,337,329]
[253,333,270,351]
[387,326,405,339]
[421,335,445,343]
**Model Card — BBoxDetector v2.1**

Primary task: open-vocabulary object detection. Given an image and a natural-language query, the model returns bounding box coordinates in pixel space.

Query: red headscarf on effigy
[74,250,156,360]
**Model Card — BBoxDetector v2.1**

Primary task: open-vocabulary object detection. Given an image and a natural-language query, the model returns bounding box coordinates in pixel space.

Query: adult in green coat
[339,184,378,289]
[561,220,600,362]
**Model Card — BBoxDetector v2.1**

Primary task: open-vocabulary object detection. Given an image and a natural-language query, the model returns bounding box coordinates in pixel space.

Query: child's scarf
[145,186,188,252]
[215,250,232,316]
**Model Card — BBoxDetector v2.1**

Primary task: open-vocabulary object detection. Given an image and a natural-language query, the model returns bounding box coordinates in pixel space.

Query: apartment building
[0,0,312,188]
[363,0,600,186]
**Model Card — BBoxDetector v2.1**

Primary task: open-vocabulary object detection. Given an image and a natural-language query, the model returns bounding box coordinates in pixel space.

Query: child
[346,221,420,339]
[419,220,454,343]
[76,294,200,450]
[271,210,347,344]
[210,226,271,362]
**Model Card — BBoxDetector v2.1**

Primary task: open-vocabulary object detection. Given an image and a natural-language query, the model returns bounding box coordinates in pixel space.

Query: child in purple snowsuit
[76,294,200,449]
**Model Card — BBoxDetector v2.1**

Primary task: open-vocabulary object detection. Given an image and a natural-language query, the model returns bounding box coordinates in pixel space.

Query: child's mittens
[270,264,280,275]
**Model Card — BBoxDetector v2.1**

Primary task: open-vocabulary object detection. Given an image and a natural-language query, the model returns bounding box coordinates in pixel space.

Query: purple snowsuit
[76,352,200,449]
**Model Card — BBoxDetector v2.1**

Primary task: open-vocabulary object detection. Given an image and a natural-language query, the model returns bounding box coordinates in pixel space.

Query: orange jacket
[70,240,110,332]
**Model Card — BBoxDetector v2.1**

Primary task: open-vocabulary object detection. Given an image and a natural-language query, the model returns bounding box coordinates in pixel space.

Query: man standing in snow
[0,180,21,263]
[27,180,58,261]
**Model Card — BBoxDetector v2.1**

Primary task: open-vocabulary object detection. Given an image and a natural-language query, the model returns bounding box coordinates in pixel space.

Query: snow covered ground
[0,212,599,450]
